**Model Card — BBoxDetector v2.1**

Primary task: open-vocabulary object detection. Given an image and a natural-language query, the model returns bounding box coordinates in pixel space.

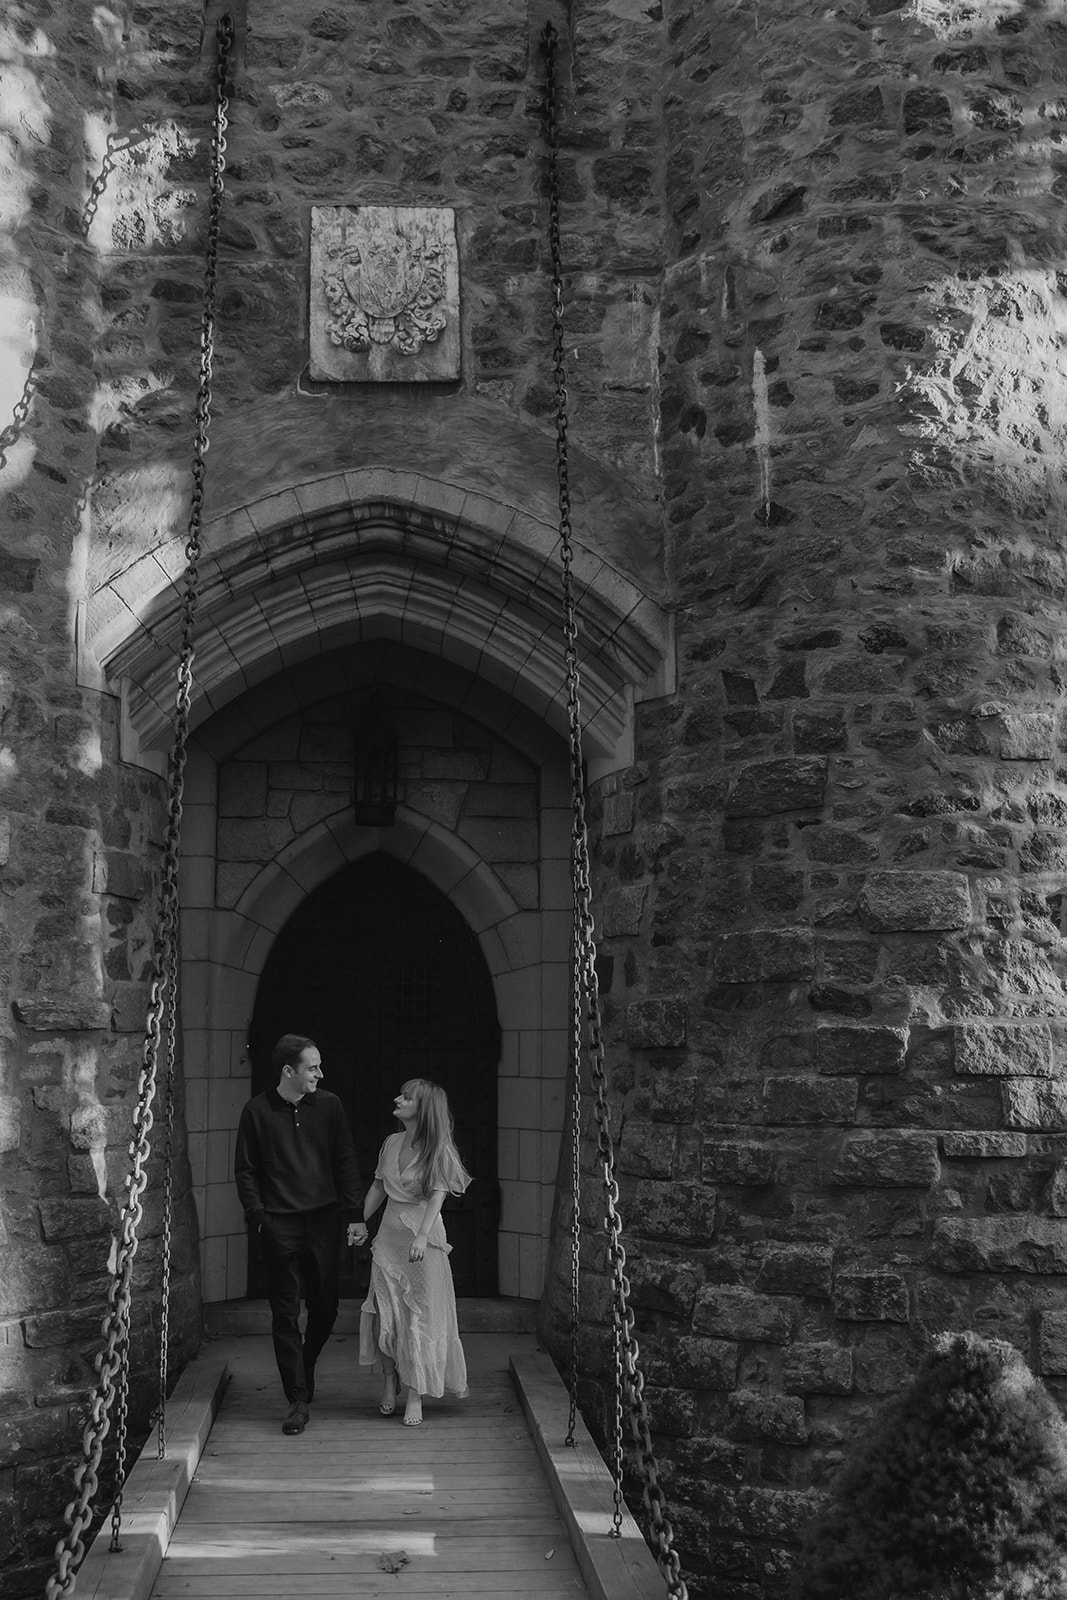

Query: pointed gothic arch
[185,773,570,1304]
[84,466,673,778]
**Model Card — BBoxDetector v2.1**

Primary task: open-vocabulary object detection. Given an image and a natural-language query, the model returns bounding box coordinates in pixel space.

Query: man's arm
[347,1177,384,1246]
[234,1103,266,1226]
[330,1101,363,1218]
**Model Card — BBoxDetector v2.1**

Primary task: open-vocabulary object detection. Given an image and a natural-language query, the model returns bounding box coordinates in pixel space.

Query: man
[234,1034,367,1435]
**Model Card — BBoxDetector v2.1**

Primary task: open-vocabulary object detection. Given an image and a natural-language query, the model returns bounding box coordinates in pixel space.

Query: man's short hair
[272,1033,317,1075]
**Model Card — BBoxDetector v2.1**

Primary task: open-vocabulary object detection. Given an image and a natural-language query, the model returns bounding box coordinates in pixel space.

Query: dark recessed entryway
[247,852,501,1298]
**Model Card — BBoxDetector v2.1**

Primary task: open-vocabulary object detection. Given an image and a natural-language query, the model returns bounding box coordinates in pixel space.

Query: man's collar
[268,1085,318,1109]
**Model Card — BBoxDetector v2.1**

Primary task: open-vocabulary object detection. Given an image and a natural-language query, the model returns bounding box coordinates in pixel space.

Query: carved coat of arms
[310,206,460,383]
[323,232,447,356]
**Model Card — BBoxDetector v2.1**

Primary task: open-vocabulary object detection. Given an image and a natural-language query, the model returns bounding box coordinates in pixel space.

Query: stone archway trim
[183,792,563,1304]
[87,470,674,774]
[228,807,521,948]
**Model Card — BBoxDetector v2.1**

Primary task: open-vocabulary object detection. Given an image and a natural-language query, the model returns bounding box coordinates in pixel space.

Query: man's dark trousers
[261,1204,341,1403]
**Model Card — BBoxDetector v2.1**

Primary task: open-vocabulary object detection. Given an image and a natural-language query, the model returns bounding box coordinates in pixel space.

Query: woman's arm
[347,1178,386,1246]
[364,1179,386,1220]
[409,1188,447,1262]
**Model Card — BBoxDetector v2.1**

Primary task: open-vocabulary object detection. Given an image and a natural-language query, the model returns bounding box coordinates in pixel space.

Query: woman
[352,1079,470,1426]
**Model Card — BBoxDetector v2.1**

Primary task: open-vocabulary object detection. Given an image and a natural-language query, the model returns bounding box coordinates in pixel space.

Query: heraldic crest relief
[309,205,460,383]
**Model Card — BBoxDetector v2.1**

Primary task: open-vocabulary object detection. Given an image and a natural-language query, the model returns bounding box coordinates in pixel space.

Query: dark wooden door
[246,853,501,1298]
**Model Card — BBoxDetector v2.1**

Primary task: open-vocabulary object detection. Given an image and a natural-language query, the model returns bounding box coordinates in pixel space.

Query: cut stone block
[932,1217,1067,1273]
[955,1023,1053,1078]
[725,757,826,817]
[715,928,815,983]
[858,870,970,932]
[830,1134,940,1188]
[833,1270,908,1321]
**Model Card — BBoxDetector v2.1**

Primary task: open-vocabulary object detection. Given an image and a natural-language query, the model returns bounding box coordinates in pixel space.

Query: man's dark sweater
[234,1086,361,1226]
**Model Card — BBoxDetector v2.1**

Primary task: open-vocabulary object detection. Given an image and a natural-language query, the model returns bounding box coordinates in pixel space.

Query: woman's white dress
[358,1132,469,1398]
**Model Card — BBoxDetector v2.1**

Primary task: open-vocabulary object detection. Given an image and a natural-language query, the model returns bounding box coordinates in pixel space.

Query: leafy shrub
[793,1331,1067,1600]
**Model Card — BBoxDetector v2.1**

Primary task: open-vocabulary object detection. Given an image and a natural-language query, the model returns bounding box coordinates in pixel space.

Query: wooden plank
[158,1589,582,1599]
[164,1523,571,1556]
[74,1357,228,1600]
[209,1424,531,1439]
[133,1337,597,1600]
[156,1589,583,1599]
[510,1354,668,1600]
[197,1452,537,1465]
[222,1416,526,1426]
[192,1462,545,1486]
[153,1561,579,1587]
[155,1564,581,1591]
[213,1412,522,1427]
[178,1494,559,1523]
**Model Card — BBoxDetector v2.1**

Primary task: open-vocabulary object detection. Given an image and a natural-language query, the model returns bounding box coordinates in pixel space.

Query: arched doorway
[247,853,501,1298]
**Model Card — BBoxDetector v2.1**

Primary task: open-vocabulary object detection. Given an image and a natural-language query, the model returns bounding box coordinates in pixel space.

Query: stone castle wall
[4,0,1067,1597]
[0,7,203,1595]
[1,0,662,1590]
[537,4,1067,1598]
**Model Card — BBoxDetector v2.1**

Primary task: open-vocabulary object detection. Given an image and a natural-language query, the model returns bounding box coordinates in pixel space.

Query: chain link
[0,353,41,474]
[541,24,687,1600]
[157,963,178,1458]
[44,20,235,1594]
[81,130,123,239]
[564,887,583,1448]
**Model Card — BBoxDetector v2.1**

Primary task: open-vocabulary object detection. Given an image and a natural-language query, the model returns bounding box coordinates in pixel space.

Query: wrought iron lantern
[352,708,398,826]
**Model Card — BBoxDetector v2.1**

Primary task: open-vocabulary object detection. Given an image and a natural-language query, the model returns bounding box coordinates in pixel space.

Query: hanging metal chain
[156,954,179,1458]
[564,891,583,1447]
[82,129,122,238]
[542,14,590,1462]
[112,3,234,1524]
[45,20,235,1594]
[0,352,41,473]
[541,24,687,1600]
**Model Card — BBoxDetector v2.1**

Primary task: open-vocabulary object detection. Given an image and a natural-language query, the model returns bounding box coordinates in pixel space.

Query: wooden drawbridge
[71,1330,666,1600]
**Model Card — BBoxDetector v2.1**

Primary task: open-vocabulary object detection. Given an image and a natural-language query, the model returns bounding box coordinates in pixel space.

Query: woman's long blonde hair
[401,1079,472,1199]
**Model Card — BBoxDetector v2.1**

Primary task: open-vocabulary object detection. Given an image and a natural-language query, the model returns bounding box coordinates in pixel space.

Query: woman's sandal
[403,1396,423,1427]
[379,1380,397,1417]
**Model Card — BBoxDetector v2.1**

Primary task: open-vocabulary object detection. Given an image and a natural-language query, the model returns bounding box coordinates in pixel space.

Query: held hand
[409,1232,429,1262]
[347,1222,369,1247]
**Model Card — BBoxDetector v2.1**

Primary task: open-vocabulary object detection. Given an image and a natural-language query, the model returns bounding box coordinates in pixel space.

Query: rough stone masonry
[2,1,1067,1599]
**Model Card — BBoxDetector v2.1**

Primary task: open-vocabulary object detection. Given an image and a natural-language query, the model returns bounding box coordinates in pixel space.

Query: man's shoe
[282,1401,309,1436]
